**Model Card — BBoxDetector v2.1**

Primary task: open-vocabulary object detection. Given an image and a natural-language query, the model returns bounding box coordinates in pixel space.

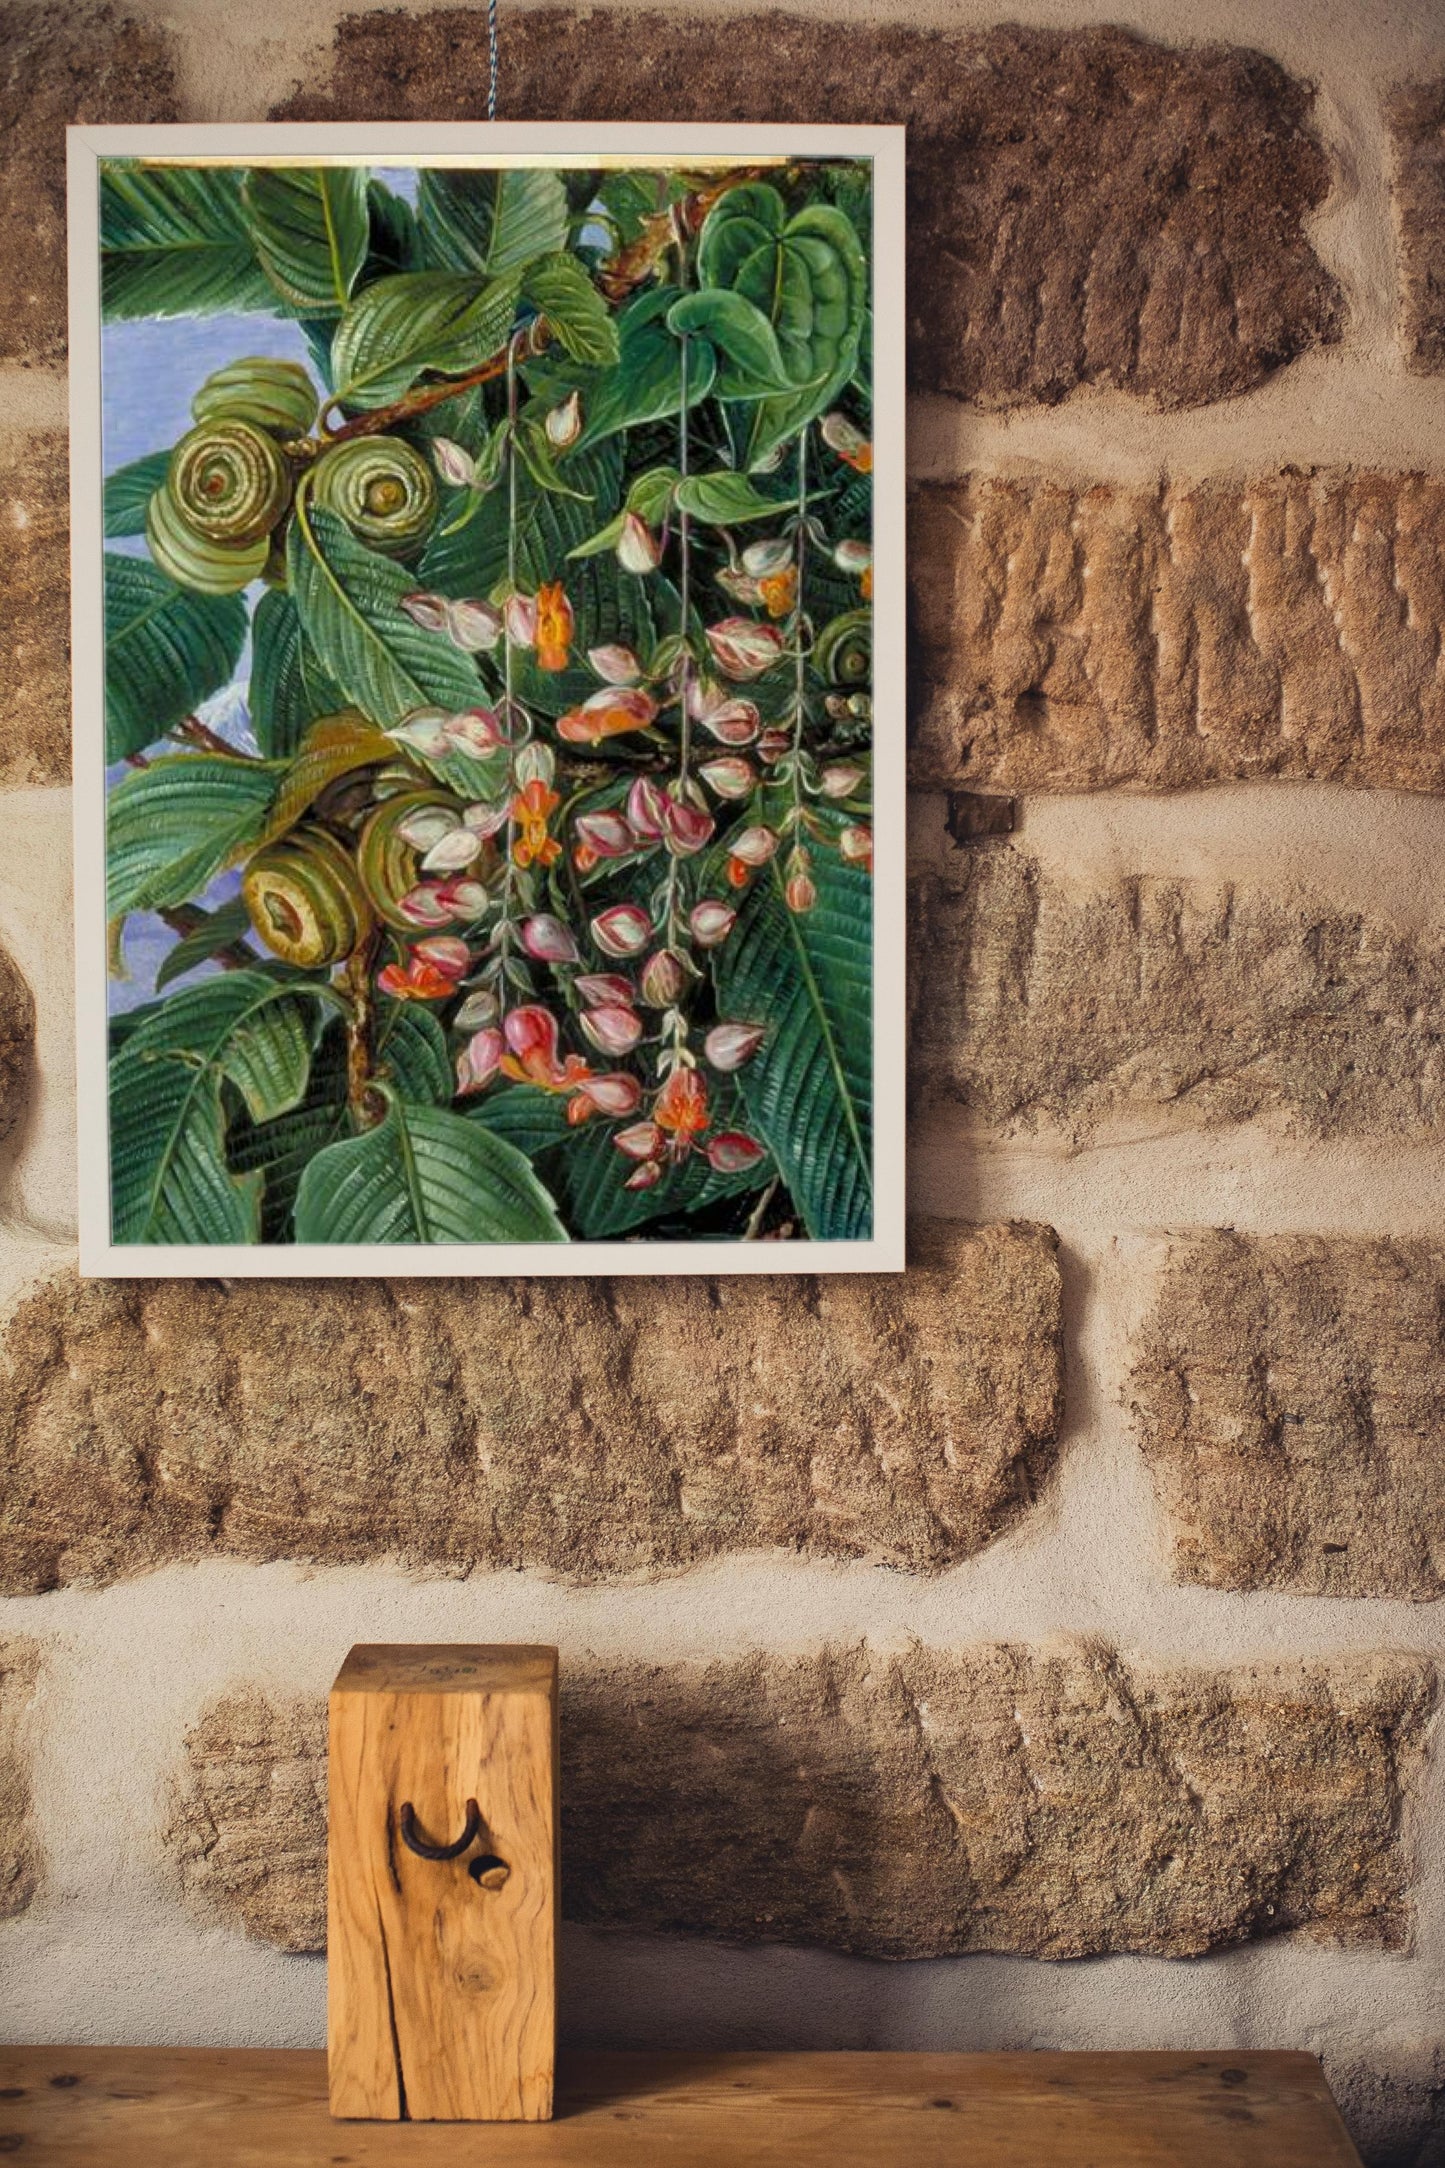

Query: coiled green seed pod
[242,824,373,969]
[146,481,271,595]
[191,356,318,439]
[168,420,293,547]
[813,608,871,690]
[357,789,459,929]
[311,436,438,559]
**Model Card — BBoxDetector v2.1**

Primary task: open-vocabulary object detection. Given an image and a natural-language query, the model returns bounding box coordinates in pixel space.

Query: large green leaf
[330,270,521,410]
[242,164,370,314]
[674,471,796,525]
[154,899,255,991]
[287,498,481,728]
[522,253,619,365]
[104,452,171,538]
[295,1094,568,1244]
[524,289,717,448]
[104,554,247,761]
[107,753,282,920]
[249,588,345,760]
[417,168,570,278]
[713,830,872,1241]
[419,440,622,607]
[226,1004,449,1239]
[100,163,274,321]
[110,972,321,1244]
[697,186,866,468]
[666,288,795,395]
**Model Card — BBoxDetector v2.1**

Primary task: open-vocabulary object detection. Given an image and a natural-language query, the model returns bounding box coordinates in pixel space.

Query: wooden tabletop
[0,2045,1363,2165]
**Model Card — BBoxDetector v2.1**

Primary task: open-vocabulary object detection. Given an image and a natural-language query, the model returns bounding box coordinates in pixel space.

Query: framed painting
[67,123,905,1275]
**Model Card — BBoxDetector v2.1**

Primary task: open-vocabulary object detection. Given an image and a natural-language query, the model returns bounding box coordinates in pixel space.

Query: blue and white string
[488,0,499,120]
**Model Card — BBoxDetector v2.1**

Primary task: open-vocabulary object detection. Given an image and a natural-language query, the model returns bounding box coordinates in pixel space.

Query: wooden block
[327,1643,558,2123]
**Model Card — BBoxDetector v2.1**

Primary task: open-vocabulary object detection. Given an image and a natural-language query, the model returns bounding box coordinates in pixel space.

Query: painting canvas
[68,124,905,1275]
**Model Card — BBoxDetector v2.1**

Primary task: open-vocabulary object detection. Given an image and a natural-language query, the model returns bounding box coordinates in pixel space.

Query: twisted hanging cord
[488,0,499,120]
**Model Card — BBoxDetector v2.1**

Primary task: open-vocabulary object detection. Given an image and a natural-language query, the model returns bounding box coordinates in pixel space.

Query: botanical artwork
[92,148,881,1257]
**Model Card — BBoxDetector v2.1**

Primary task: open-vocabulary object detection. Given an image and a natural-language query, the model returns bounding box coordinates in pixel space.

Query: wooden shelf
[0,2045,1362,2164]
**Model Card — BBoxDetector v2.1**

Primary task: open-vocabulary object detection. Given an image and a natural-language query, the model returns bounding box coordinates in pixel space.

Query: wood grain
[327,1643,557,2122]
[0,2047,1364,2164]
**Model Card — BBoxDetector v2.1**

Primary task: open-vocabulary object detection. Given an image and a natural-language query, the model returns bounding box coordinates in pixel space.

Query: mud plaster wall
[2,3,1445,2164]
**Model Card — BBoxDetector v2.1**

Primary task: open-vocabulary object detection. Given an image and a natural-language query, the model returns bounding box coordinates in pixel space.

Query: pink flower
[573,810,637,863]
[728,825,779,867]
[575,972,634,1008]
[579,1003,643,1056]
[639,949,687,1007]
[454,987,499,1031]
[462,800,511,841]
[446,598,504,653]
[391,708,453,758]
[704,1022,765,1072]
[431,876,489,918]
[705,1132,767,1173]
[757,727,791,764]
[557,687,659,748]
[786,871,817,914]
[397,885,456,929]
[414,937,470,980]
[706,618,785,681]
[545,389,583,448]
[590,902,652,958]
[400,591,451,635]
[617,511,662,573]
[377,937,469,1002]
[627,776,668,838]
[499,1006,591,1093]
[396,804,460,851]
[689,899,737,948]
[588,644,641,685]
[689,677,762,745]
[819,763,866,800]
[455,1027,504,1094]
[421,827,484,872]
[505,592,538,647]
[661,795,715,857]
[519,914,580,964]
[573,1072,642,1119]
[430,437,476,487]
[839,823,873,871]
[698,756,755,801]
[443,707,507,754]
[615,1120,664,1162]
[623,1159,663,1191]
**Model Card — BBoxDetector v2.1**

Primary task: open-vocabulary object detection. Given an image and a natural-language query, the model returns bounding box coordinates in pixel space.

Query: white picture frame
[68,122,905,1277]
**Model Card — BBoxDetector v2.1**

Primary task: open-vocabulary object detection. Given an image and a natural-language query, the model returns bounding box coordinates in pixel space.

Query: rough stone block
[276,12,1342,410]
[0,1637,40,1919]
[1387,77,1445,374]
[0,432,71,786]
[910,473,1445,793]
[0,1222,1063,1594]
[910,849,1445,1144]
[169,1642,1434,1960]
[0,933,33,1150]
[1132,1232,1445,1599]
[0,5,177,364]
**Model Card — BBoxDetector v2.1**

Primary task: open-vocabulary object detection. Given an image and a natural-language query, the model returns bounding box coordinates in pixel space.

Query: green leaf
[104,553,247,762]
[567,464,679,560]
[100,162,274,321]
[242,164,370,315]
[288,497,481,728]
[420,441,623,606]
[154,900,255,991]
[249,588,345,761]
[417,168,570,278]
[364,179,423,278]
[104,452,171,538]
[675,471,796,525]
[522,253,619,365]
[295,1094,568,1244]
[524,289,717,447]
[514,419,596,501]
[713,830,872,1241]
[667,288,796,394]
[330,270,521,410]
[110,972,321,1244]
[107,754,282,921]
[226,1005,449,1241]
[698,188,867,468]
[596,171,659,250]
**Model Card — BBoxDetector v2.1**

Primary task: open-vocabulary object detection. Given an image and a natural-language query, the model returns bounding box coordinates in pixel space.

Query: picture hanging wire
[488,0,499,120]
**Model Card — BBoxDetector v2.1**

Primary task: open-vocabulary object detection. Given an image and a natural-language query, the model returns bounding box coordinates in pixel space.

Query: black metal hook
[398,1797,483,1861]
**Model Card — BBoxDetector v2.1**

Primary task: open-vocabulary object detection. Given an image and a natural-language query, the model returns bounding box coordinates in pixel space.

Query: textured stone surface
[169,1642,1434,1960]
[910,849,1445,1144]
[0,4,177,364]
[0,1222,1063,1594]
[0,432,70,787]
[1334,2047,1445,2168]
[277,12,1342,411]
[1132,1233,1445,1599]
[910,473,1445,793]
[0,1638,40,1919]
[0,933,33,1151]
[1388,77,1445,374]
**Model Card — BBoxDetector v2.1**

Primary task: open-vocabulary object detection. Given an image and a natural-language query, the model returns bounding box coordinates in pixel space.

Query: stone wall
[1,3,1443,2165]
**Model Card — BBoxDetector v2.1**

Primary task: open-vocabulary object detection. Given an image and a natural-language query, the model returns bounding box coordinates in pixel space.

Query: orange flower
[655,1063,709,1140]
[758,565,797,619]
[498,1006,593,1093]
[860,564,873,600]
[511,775,562,870]
[535,581,574,672]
